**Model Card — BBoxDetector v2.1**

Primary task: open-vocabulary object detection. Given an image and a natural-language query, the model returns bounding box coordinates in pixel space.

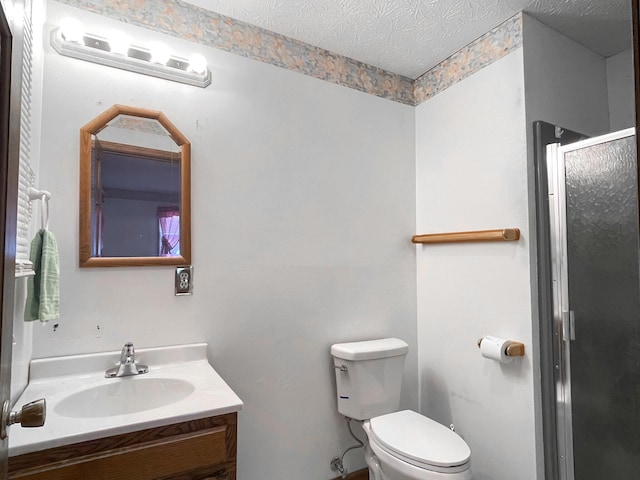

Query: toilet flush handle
[334,364,347,372]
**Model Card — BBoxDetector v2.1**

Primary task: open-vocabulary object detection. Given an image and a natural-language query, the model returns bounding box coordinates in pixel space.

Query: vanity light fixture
[50,24,211,88]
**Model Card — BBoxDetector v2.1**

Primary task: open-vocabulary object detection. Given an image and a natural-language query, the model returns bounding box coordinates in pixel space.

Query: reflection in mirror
[80,105,191,267]
[92,119,181,257]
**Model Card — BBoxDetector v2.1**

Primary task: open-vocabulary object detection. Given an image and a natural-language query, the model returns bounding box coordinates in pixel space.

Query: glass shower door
[548,128,640,480]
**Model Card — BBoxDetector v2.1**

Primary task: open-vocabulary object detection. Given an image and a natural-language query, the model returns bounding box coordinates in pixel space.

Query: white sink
[55,377,195,418]
[9,343,243,457]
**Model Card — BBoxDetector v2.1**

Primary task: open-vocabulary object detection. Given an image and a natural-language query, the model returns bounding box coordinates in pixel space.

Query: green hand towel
[24,229,59,322]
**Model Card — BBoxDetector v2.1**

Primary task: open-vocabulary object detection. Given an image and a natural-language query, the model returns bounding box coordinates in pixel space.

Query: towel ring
[28,188,51,231]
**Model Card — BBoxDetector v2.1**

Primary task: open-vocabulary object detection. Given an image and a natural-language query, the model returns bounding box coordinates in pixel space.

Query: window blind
[15,0,34,277]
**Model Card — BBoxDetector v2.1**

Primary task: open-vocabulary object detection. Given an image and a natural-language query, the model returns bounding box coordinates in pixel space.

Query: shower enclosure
[537,124,640,480]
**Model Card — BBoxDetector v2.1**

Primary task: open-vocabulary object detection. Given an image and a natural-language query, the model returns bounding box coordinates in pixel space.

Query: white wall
[31,3,418,478]
[415,49,538,480]
[522,14,611,139]
[606,48,635,132]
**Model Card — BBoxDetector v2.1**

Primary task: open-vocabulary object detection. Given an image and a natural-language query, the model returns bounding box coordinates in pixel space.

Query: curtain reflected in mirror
[158,206,180,256]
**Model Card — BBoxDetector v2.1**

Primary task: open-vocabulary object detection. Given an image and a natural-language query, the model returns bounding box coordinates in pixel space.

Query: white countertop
[9,343,243,456]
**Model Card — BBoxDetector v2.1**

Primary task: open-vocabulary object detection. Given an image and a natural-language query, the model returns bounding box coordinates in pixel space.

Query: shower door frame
[546,127,636,480]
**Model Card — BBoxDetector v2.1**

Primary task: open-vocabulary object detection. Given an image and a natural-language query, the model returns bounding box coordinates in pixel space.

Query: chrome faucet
[105,342,149,378]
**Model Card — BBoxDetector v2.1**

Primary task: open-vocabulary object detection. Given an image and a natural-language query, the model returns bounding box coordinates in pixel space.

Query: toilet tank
[331,338,408,420]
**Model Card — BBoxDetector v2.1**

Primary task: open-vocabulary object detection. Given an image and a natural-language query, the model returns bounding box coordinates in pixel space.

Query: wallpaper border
[414,14,523,104]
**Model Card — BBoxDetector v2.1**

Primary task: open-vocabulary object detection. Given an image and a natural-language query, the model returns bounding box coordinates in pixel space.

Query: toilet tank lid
[331,338,408,361]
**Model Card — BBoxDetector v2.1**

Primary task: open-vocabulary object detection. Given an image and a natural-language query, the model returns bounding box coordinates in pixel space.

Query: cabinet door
[11,427,229,480]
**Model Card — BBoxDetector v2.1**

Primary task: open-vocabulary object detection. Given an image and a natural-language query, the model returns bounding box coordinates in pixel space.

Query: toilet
[331,338,472,480]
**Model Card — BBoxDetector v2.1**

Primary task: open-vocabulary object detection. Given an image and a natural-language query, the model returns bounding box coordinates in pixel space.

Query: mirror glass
[80,105,191,267]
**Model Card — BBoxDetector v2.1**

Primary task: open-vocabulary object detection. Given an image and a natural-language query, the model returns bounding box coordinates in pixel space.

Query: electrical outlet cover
[175,266,193,295]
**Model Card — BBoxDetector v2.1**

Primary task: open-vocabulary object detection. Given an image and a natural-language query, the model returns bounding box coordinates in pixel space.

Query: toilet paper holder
[476,337,525,357]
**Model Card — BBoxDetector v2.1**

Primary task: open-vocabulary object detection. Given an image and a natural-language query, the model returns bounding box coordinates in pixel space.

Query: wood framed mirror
[79,105,191,267]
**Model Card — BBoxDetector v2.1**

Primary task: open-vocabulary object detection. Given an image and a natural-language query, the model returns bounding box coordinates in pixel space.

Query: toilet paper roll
[479,336,513,364]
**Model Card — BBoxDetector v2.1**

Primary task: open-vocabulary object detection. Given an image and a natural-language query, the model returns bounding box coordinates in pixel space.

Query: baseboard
[331,468,368,480]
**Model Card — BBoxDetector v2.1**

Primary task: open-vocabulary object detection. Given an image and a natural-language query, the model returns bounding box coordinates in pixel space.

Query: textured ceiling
[181,0,632,79]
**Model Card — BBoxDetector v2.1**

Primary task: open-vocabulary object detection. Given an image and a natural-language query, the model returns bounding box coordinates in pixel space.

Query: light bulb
[60,18,84,43]
[109,33,130,56]
[149,42,171,65]
[187,53,207,75]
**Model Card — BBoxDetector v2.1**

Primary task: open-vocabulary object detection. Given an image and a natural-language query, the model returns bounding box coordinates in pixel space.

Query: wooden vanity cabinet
[8,412,237,480]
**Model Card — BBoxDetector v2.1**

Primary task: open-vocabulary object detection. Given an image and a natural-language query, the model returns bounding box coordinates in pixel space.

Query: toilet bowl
[363,410,472,480]
[331,338,473,480]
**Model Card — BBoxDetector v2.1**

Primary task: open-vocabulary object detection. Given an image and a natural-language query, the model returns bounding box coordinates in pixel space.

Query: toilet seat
[369,410,471,474]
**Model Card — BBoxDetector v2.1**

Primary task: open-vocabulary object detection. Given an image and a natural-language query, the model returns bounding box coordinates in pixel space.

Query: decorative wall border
[414,14,523,104]
[55,0,523,106]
